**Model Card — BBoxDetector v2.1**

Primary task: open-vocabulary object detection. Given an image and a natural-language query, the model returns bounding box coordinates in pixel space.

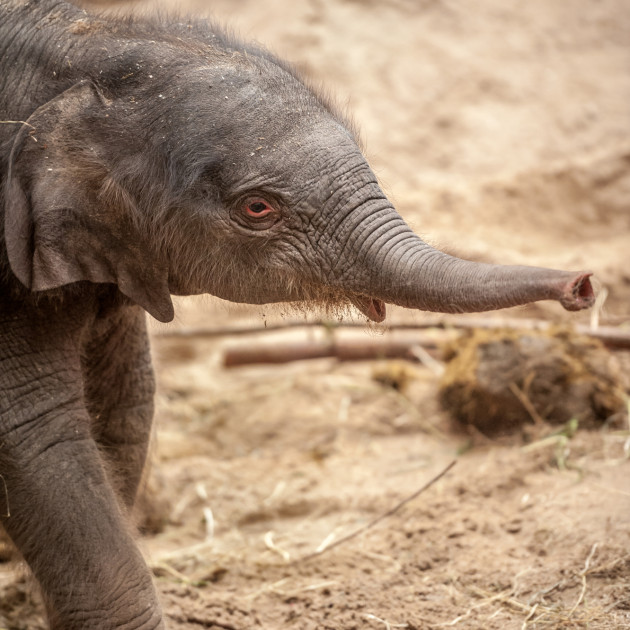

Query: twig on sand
[297,459,456,563]
[438,586,514,627]
[152,540,214,564]
[263,531,291,562]
[151,561,197,585]
[363,612,409,629]
[568,542,599,617]
[449,545,616,630]
[244,578,338,601]
[173,613,239,630]
[585,551,630,578]
[521,603,539,629]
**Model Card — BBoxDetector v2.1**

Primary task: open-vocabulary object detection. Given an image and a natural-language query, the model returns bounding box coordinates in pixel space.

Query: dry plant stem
[590,286,608,331]
[0,120,34,128]
[243,578,290,601]
[568,542,599,617]
[297,459,457,563]
[521,603,538,630]
[280,580,340,597]
[175,614,239,630]
[263,531,291,562]
[469,585,557,620]
[363,612,409,629]
[244,578,339,602]
[468,577,611,628]
[508,382,545,425]
[439,586,514,627]
[584,552,630,577]
[151,561,195,585]
[410,344,445,376]
[527,579,568,606]
[153,540,214,563]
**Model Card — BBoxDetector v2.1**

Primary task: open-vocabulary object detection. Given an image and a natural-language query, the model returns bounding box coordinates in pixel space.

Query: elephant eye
[246,200,274,217]
[236,196,281,231]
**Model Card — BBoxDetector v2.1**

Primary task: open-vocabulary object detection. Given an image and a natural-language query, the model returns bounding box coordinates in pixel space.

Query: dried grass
[440,544,630,629]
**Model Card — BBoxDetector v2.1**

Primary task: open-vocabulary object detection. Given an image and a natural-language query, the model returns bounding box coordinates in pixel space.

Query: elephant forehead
[215,120,364,193]
[178,63,327,131]
[278,121,365,179]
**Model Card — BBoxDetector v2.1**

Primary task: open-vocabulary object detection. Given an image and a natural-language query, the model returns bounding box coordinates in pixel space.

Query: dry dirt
[1,1,629,629]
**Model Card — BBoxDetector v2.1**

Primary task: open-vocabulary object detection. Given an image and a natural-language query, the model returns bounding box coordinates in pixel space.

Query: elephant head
[4,40,594,322]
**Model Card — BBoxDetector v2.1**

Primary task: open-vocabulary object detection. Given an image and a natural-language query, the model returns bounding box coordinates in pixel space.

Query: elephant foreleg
[82,305,156,511]
[0,311,163,629]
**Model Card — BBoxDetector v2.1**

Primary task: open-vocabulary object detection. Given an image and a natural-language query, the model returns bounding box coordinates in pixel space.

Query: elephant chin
[349,295,387,322]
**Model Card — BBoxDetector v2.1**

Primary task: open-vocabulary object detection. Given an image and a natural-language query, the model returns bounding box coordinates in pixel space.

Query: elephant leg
[82,305,155,510]
[0,309,164,629]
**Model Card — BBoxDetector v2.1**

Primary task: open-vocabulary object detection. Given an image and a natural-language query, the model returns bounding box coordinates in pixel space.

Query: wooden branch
[221,322,630,367]
[585,325,630,350]
[155,317,630,351]
[223,332,447,367]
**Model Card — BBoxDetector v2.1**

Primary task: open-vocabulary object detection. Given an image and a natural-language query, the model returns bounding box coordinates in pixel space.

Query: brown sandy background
[1,1,629,628]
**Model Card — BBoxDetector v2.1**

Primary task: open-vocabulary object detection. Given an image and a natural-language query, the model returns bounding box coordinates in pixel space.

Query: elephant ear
[4,81,174,322]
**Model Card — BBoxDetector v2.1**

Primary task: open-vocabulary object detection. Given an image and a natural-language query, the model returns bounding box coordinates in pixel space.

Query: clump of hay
[439,328,626,435]
[372,360,421,392]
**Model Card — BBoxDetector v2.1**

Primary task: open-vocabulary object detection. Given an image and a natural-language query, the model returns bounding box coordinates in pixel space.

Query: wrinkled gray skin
[0,1,594,628]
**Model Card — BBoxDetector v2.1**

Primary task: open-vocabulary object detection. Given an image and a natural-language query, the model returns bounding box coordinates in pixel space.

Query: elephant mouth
[348,294,387,323]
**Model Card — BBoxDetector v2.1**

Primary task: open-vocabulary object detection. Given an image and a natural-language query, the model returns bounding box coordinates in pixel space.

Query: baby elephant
[0,1,593,628]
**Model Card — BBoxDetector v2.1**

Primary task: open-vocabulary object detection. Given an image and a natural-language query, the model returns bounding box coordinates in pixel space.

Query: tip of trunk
[559,272,595,311]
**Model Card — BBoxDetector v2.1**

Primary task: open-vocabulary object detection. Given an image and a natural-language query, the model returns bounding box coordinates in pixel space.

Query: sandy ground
[1,1,629,629]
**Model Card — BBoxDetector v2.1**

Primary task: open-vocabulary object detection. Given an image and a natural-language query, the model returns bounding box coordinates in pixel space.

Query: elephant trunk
[340,212,594,322]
